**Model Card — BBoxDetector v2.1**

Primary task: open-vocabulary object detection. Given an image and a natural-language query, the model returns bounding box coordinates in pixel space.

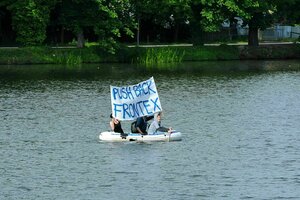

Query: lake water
[1,60,300,199]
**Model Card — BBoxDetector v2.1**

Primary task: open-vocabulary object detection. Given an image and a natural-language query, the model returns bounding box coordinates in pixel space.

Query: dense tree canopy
[53,0,135,48]
[197,0,277,46]
[275,0,300,25]
[2,0,57,45]
[0,0,299,48]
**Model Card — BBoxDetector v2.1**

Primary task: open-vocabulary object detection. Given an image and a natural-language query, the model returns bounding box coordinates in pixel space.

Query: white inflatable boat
[99,130,182,142]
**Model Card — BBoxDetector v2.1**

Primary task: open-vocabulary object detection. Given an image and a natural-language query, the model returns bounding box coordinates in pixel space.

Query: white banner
[110,77,162,120]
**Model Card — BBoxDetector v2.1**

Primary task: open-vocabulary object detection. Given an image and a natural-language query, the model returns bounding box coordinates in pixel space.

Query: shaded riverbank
[0,44,299,65]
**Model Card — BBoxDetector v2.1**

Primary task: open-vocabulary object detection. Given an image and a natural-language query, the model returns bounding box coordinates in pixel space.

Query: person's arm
[110,120,115,131]
[146,115,154,121]
[136,127,143,134]
[157,127,170,132]
[136,118,143,134]
[153,121,160,132]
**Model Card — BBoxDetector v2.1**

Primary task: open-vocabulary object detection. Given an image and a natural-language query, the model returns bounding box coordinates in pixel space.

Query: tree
[275,0,300,25]
[238,1,275,46]
[4,0,56,46]
[130,0,192,45]
[194,0,276,46]
[55,0,134,49]
[130,0,162,45]
[55,0,101,48]
[160,0,191,42]
[94,0,135,51]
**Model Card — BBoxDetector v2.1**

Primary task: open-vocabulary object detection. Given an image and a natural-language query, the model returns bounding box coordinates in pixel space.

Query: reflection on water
[0,60,300,199]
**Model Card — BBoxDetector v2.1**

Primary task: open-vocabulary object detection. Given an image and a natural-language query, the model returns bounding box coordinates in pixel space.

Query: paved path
[128,42,298,47]
[1,42,298,49]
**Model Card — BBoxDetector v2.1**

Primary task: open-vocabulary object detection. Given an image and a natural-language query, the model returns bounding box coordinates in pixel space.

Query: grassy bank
[0,44,299,65]
[0,46,117,65]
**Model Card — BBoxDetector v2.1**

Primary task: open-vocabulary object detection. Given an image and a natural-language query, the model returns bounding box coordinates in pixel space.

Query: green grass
[51,51,82,65]
[0,44,299,65]
[183,45,240,61]
[135,48,185,65]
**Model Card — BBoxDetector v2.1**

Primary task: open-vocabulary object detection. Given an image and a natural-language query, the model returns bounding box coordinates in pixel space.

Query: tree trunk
[60,26,65,44]
[137,18,140,46]
[77,31,85,48]
[173,24,179,42]
[248,26,259,46]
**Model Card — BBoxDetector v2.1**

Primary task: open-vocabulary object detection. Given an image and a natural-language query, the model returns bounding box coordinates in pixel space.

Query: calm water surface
[0,60,300,199]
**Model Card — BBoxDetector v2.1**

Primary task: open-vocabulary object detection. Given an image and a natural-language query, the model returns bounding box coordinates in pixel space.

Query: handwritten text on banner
[110,77,162,120]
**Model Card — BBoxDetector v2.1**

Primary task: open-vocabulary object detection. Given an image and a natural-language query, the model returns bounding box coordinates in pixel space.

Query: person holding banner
[148,112,172,135]
[132,115,154,135]
[110,114,124,134]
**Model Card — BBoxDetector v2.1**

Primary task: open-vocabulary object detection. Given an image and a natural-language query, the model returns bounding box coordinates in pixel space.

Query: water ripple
[1,62,300,199]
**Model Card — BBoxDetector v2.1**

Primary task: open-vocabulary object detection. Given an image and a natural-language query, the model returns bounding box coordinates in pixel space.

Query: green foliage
[134,48,185,66]
[0,0,299,49]
[51,52,82,66]
[7,0,56,46]
[275,0,300,25]
[183,45,239,61]
[0,45,299,65]
[192,0,278,46]
[55,0,135,49]
[197,0,276,31]
[97,37,119,54]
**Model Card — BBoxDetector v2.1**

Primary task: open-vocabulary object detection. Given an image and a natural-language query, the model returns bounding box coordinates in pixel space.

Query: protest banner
[110,77,162,120]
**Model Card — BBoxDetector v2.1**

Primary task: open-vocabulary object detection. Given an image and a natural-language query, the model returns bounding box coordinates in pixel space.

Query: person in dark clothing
[132,115,154,135]
[110,114,124,134]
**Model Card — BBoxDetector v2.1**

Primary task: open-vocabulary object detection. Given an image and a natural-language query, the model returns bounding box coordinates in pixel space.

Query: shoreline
[0,43,299,65]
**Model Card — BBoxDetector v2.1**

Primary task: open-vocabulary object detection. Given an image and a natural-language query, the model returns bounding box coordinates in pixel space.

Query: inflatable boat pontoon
[99,130,182,142]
